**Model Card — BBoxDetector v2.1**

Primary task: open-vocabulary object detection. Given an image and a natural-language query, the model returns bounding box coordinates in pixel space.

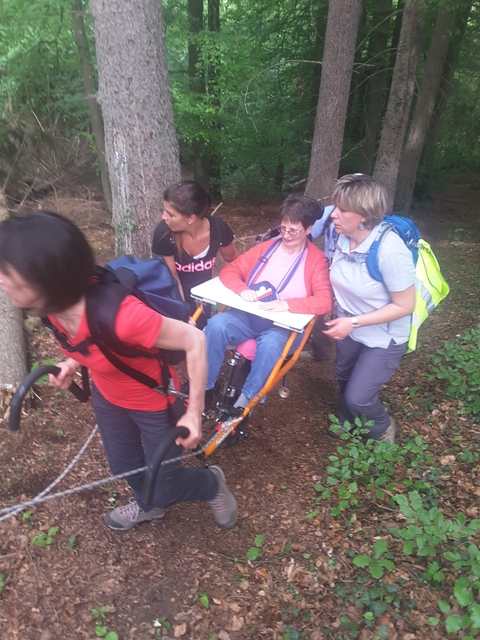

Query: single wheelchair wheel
[278,386,290,399]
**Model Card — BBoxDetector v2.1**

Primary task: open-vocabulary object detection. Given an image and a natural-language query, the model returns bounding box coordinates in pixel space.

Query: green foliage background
[1,0,480,200]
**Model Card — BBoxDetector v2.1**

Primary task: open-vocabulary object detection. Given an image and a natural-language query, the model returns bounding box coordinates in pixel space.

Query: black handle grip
[8,365,90,432]
[142,426,190,504]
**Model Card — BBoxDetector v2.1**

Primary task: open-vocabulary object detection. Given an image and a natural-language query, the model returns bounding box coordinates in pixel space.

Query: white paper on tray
[190,277,314,332]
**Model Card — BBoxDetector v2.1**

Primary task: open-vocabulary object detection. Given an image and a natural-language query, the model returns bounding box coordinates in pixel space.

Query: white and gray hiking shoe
[208,465,238,529]
[378,417,397,445]
[104,498,165,531]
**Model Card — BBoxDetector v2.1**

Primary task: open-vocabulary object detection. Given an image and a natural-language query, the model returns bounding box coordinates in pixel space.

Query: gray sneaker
[378,417,397,445]
[208,466,238,529]
[104,498,165,531]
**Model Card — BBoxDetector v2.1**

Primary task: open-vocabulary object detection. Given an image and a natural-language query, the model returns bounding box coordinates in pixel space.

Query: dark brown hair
[279,194,324,229]
[0,210,95,314]
[163,181,212,254]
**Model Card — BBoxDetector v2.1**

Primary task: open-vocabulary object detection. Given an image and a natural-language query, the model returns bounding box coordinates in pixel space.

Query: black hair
[279,194,324,229]
[163,180,211,218]
[0,210,95,314]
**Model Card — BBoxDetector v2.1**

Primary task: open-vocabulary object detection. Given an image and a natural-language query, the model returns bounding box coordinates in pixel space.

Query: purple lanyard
[247,239,307,294]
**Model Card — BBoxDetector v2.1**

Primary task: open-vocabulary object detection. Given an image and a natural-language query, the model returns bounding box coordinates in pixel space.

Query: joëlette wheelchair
[190,277,316,452]
[5,279,315,514]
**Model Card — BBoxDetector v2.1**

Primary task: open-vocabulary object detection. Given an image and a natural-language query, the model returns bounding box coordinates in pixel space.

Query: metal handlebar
[142,426,190,504]
[8,365,90,432]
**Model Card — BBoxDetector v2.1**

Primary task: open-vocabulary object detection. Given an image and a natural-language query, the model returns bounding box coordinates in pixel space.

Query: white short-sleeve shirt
[330,225,416,347]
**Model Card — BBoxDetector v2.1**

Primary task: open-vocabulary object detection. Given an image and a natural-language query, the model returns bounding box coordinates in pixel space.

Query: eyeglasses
[278,225,304,237]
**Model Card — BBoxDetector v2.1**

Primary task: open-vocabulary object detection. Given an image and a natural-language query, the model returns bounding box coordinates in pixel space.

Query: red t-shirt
[49,296,179,411]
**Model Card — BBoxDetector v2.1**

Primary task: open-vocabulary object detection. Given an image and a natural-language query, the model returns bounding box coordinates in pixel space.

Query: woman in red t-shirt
[0,211,237,531]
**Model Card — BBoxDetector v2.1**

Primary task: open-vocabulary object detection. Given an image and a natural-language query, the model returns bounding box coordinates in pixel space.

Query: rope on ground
[0,417,239,521]
[0,423,100,521]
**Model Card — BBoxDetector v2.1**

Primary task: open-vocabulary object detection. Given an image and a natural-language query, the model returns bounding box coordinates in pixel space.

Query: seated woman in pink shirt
[204,194,332,432]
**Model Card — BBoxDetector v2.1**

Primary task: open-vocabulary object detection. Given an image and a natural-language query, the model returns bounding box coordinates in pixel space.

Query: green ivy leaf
[469,602,480,629]
[454,577,474,607]
[369,562,384,579]
[254,534,265,548]
[438,600,451,614]
[445,615,463,633]
[373,539,387,559]
[403,540,415,555]
[353,555,372,568]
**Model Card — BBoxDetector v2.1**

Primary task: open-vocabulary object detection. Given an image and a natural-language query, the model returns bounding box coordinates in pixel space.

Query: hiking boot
[378,417,397,445]
[104,498,165,531]
[299,350,334,363]
[208,465,238,529]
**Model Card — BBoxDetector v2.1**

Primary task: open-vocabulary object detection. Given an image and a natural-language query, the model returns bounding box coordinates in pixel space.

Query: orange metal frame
[200,310,317,457]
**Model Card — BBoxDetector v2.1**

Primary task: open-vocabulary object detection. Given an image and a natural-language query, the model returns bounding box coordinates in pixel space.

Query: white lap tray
[190,277,314,333]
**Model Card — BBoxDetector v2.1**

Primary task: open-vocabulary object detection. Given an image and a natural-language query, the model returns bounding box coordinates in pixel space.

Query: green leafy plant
[247,534,265,561]
[391,491,480,638]
[197,591,210,609]
[153,615,171,635]
[391,491,480,559]
[314,417,434,517]
[66,534,77,551]
[91,605,118,640]
[0,573,4,596]
[429,324,480,415]
[353,539,396,579]
[30,359,57,383]
[31,526,59,548]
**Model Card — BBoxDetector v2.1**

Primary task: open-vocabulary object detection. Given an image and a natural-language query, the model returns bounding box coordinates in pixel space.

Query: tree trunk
[72,0,112,214]
[385,0,405,92]
[306,0,362,200]
[428,1,472,147]
[188,0,210,192]
[373,0,427,210]
[207,0,222,199]
[359,0,393,175]
[395,2,454,212]
[90,0,181,258]
[0,192,27,403]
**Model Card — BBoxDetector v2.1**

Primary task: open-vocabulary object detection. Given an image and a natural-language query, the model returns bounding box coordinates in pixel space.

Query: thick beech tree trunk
[0,193,27,401]
[359,0,393,175]
[395,2,454,212]
[373,0,427,209]
[72,0,112,214]
[306,0,362,200]
[90,0,180,258]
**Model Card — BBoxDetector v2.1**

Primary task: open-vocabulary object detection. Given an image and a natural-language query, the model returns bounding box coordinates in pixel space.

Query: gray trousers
[334,336,407,439]
[91,385,217,511]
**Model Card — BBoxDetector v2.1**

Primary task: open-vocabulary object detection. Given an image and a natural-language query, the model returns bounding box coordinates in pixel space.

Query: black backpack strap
[85,273,173,395]
[42,317,94,357]
[95,342,167,392]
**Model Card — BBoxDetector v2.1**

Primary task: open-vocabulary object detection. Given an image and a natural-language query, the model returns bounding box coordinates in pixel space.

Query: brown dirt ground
[0,171,479,640]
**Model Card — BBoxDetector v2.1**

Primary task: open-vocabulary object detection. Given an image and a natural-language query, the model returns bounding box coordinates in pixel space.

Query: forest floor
[0,171,479,640]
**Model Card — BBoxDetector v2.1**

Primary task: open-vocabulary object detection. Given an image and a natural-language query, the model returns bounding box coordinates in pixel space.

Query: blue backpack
[43,255,191,393]
[365,214,420,280]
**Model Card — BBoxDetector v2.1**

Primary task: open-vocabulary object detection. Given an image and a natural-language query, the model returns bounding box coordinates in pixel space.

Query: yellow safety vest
[407,239,450,353]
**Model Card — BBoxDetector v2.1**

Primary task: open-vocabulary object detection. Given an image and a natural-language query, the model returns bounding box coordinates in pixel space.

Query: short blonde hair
[331,174,388,229]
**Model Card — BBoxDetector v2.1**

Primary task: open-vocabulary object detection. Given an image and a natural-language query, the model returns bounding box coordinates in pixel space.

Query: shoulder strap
[41,316,94,357]
[365,222,394,282]
[85,274,171,392]
[247,238,282,287]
